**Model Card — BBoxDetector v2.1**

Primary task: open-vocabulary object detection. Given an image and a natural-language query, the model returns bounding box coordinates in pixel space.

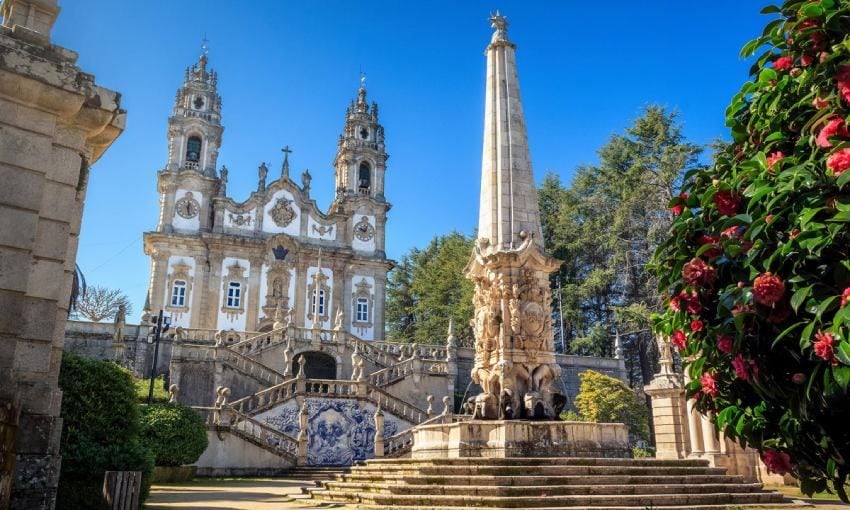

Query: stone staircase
[303,457,799,509]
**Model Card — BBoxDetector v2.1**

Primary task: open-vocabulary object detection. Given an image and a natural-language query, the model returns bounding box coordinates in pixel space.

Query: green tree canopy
[386,232,475,345]
[571,369,650,441]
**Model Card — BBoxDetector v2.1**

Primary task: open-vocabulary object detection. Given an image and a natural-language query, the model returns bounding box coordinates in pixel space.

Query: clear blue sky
[53,1,767,319]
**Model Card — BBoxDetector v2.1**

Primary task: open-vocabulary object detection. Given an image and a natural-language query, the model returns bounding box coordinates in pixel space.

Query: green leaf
[799,207,825,228]
[832,366,850,391]
[835,341,850,366]
[772,322,804,349]
[815,295,838,321]
[760,5,781,13]
[801,321,816,349]
[791,285,813,313]
[759,67,778,84]
[837,170,850,189]
[801,3,825,17]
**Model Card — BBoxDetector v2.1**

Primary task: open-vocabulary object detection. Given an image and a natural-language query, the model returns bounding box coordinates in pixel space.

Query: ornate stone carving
[353,216,375,242]
[228,212,253,227]
[263,260,292,319]
[270,197,297,227]
[165,259,193,317]
[312,224,333,237]
[466,236,562,420]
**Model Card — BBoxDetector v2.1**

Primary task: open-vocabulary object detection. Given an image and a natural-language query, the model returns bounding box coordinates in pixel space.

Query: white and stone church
[143,50,390,341]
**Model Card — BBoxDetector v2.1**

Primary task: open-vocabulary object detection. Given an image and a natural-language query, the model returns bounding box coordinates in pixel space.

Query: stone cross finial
[281,145,292,178]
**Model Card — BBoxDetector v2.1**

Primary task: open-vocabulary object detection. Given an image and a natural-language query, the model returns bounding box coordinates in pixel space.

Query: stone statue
[334,307,344,331]
[273,301,286,329]
[113,304,126,342]
[168,384,179,403]
[301,169,312,193]
[258,162,268,191]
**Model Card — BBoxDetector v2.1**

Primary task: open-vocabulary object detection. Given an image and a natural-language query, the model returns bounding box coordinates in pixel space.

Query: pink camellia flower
[669,295,682,312]
[684,291,702,314]
[700,372,719,397]
[671,330,687,350]
[791,373,807,385]
[697,234,722,258]
[812,95,829,109]
[762,450,793,475]
[717,335,734,354]
[816,117,849,148]
[721,226,743,238]
[690,319,704,333]
[753,272,785,306]
[682,258,716,288]
[813,330,839,366]
[766,151,784,173]
[837,66,850,104]
[773,56,793,71]
[841,288,850,308]
[801,54,814,67]
[732,354,751,381]
[713,190,741,216]
[827,148,850,175]
[766,214,774,224]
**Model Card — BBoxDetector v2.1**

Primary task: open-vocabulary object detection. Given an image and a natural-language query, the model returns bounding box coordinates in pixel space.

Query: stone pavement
[145,478,348,510]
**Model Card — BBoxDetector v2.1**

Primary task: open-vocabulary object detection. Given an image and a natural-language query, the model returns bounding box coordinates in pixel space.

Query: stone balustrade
[215,348,287,386]
[228,379,299,415]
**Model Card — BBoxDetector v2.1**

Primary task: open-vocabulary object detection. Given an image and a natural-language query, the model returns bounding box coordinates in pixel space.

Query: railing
[425,360,449,375]
[383,412,472,457]
[229,327,286,355]
[174,327,263,346]
[229,412,298,462]
[174,344,217,361]
[368,386,428,424]
[303,378,361,397]
[367,357,415,387]
[228,378,299,415]
[216,348,286,387]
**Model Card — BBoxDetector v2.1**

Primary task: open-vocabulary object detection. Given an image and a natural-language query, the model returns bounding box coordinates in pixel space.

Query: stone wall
[0,1,125,507]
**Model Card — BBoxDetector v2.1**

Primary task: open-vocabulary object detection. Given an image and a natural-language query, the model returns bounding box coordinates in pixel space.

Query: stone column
[644,334,689,460]
[701,412,720,454]
[245,255,264,330]
[294,259,308,328]
[0,2,125,506]
[685,383,705,456]
[373,406,384,457]
[190,254,208,329]
[205,253,224,330]
[147,251,171,316]
[373,273,387,341]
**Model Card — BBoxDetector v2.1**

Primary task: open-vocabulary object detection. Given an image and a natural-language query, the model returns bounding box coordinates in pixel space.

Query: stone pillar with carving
[644,334,689,460]
[373,406,384,458]
[296,401,309,465]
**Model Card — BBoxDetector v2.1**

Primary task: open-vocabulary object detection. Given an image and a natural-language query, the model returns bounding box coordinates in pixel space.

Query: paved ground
[145,478,346,510]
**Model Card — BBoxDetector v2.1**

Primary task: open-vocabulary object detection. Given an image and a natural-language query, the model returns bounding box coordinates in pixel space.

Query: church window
[311,289,326,317]
[226,281,241,308]
[358,162,371,193]
[171,280,187,307]
[356,297,369,322]
[186,136,202,163]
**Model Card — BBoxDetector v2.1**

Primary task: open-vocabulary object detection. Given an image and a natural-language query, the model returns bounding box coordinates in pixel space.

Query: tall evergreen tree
[386,232,475,345]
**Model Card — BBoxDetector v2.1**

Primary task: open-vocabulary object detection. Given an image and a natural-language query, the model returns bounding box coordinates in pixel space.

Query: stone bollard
[296,355,307,393]
[374,405,385,457]
[297,402,309,465]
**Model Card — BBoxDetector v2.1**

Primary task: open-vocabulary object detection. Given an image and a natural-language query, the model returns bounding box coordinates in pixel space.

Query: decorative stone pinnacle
[489,10,510,43]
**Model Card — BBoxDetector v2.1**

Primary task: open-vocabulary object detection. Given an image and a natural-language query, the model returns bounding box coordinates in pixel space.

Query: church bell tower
[156,43,224,234]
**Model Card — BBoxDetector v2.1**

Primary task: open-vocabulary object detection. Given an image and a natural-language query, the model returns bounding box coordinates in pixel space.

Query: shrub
[573,370,650,441]
[139,403,208,467]
[134,375,169,403]
[652,0,850,499]
[57,353,154,509]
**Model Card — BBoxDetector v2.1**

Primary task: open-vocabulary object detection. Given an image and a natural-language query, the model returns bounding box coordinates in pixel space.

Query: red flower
[792,373,807,385]
[700,372,719,397]
[690,319,704,332]
[682,258,716,288]
[697,234,722,258]
[670,192,688,216]
[669,295,682,312]
[713,190,741,216]
[812,95,829,109]
[732,354,751,381]
[678,291,702,314]
[766,151,784,173]
[762,450,793,476]
[816,117,849,148]
[717,335,734,354]
[813,330,839,365]
[837,66,850,104]
[801,54,814,67]
[753,272,785,306]
[766,214,774,224]
[789,228,801,239]
[721,226,744,239]
[827,148,850,175]
[671,330,687,350]
[841,288,850,308]
[810,32,826,50]
[773,56,793,71]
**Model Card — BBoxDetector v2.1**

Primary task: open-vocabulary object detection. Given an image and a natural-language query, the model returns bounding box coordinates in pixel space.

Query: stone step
[352,504,805,510]
[352,465,730,477]
[363,457,712,468]
[348,491,787,508]
[361,474,746,486]
[323,481,767,497]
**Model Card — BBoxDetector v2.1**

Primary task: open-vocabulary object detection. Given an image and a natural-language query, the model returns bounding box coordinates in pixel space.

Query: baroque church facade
[143,51,391,341]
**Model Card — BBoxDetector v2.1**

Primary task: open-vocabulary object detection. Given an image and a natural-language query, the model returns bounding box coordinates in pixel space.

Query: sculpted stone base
[411,420,630,459]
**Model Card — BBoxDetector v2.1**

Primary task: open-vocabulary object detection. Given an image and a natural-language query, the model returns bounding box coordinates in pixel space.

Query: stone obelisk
[465,12,564,420]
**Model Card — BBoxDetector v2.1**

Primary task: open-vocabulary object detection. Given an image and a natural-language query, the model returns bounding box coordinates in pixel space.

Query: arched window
[358,162,371,193]
[311,289,326,317]
[226,282,241,308]
[356,297,369,322]
[186,136,202,163]
[171,280,187,307]
[292,351,337,379]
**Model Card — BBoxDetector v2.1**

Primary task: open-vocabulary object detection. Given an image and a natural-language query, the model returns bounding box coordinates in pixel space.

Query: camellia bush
[653,0,850,499]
